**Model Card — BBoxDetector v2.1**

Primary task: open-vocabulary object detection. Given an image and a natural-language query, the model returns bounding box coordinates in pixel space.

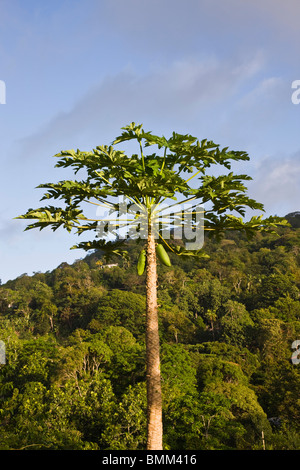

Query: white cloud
[238,77,284,107]
[2,0,300,284]
[249,151,300,216]
[14,53,264,162]
[96,0,300,67]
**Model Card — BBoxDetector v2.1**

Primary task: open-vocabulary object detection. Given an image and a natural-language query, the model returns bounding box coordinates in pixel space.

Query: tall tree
[17,122,288,450]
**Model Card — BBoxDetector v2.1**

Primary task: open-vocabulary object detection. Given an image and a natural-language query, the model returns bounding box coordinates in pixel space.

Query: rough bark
[145,229,163,450]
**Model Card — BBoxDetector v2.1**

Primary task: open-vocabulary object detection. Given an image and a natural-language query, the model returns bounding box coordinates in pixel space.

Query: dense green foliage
[0,220,300,450]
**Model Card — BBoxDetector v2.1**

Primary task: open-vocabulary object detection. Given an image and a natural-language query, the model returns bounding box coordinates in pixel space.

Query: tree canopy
[0,221,300,450]
[6,123,297,450]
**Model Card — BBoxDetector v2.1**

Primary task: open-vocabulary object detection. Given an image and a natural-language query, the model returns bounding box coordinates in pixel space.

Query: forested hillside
[0,218,300,450]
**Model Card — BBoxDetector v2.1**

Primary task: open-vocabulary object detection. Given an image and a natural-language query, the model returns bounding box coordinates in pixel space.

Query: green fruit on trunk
[137,249,146,275]
[156,243,171,267]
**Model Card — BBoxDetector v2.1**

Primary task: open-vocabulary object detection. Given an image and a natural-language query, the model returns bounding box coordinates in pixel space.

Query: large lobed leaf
[16,123,290,259]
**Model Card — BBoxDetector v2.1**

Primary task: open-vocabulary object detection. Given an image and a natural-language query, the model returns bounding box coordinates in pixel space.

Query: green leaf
[16,122,286,262]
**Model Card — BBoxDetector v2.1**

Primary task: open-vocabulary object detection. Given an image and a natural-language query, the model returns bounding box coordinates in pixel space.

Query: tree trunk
[145,229,163,450]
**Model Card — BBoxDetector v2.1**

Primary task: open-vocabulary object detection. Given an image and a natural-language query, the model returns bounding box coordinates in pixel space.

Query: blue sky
[1,0,300,283]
